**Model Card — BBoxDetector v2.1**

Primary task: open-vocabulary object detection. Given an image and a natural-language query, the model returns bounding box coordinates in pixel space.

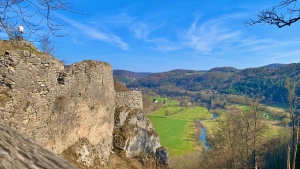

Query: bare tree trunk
[292,120,298,169]
[284,78,300,169]
[288,146,291,169]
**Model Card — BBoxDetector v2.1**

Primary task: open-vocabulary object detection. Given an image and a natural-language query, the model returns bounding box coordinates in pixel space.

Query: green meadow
[147,100,213,156]
[147,116,196,156]
[233,104,284,120]
[171,107,212,120]
[148,97,285,157]
[152,106,212,120]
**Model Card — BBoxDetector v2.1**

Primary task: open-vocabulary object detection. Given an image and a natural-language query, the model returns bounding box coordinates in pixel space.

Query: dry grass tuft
[0,40,14,54]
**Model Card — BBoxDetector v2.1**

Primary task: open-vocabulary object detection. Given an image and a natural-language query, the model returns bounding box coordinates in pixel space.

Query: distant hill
[113,70,153,84]
[127,63,300,104]
[209,67,239,73]
[261,63,287,69]
[128,67,234,91]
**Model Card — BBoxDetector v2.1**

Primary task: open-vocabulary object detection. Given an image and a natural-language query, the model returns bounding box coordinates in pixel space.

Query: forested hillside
[113,70,152,84]
[125,63,300,105]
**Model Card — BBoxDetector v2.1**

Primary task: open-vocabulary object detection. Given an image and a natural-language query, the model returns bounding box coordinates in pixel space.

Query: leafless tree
[40,34,55,55]
[283,78,300,169]
[0,0,83,39]
[208,88,271,168]
[245,0,300,28]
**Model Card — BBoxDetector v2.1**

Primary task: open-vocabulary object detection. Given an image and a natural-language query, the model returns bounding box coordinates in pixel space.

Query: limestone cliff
[114,91,161,157]
[0,40,115,166]
[0,40,168,169]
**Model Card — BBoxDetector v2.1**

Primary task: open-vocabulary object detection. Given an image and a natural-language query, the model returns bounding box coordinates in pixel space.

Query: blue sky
[4,0,300,72]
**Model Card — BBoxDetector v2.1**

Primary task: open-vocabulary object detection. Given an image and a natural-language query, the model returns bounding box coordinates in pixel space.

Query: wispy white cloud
[110,34,130,51]
[105,13,150,39]
[181,15,242,54]
[107,13,165,40]
[106,13,134,26]
[218,37,300,58]
[271,49,300,59]
[72,38,86,46]
[256,40,300,51]
[69,20,129,50]
[146,38,182,51]
[173,13,300,62]
[129,22,149,39]
[70,10,300,59]
[131,13,247,52]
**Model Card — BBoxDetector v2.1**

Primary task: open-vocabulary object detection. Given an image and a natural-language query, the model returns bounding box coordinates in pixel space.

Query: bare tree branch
[0,0,85,38]
[245,0,300,28]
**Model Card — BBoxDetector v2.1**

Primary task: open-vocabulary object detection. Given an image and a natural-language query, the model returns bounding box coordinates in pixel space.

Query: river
[199,114,218,150]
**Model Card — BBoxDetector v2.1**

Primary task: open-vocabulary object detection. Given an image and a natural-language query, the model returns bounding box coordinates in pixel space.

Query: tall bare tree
[245,89,268,168]
[0,0,83,39]
[284,78,300,169]
[246,3,300,166]
[40,34,55,55]
[245,0,300,28]
[211,100,268,169]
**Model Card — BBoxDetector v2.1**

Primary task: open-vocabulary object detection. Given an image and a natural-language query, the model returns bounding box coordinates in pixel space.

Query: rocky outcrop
[113,106,161,157]
[0,41,115,165]
[60,137,109,169]
[155,147,169,166]
[0,40,168,169]
[114,91,164,162]
[0,121,79,169]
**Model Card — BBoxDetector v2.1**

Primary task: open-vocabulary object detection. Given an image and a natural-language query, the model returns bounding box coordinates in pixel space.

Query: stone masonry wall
[0,41,115,164]
[116,91,143,109]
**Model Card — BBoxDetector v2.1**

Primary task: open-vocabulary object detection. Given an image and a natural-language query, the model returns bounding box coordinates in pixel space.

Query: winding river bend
[199,124,210,149]
[199,114,218,150]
